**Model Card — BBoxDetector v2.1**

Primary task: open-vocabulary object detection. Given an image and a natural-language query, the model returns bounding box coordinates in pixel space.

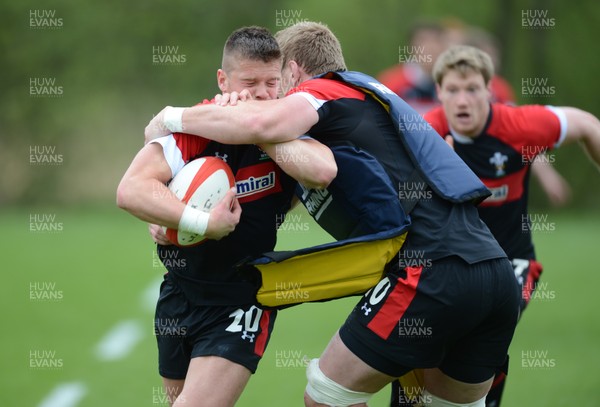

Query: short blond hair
[275,21,346,76]
[433,45,494,86]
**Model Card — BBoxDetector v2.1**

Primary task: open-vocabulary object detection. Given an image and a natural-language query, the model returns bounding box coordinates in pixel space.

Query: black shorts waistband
[165,272,258,306]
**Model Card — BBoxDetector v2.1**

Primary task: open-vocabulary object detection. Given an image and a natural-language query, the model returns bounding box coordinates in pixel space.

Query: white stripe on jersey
[294,92,326,111]
[151,135,185,178]
[545,105,568,148]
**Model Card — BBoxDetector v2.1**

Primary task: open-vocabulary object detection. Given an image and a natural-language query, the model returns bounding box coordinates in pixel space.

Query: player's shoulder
[489,103,562,149]
[290,78,365,101]
[490,103,558,134]
[423,106,449,135]
[171,132,210,146]
[171,122,213,159]
[378,64,411,94]
[378,64,406,82]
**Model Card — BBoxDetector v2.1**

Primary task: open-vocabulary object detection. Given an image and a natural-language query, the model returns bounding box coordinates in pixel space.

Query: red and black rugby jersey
[288,78,505,264]
[425,103,566,259]
[151,105,295,299]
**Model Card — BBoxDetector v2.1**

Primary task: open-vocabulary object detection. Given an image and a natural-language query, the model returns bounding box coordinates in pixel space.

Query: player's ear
[287,60,296,72]
[289,60,301,83]
[217,69,228,92]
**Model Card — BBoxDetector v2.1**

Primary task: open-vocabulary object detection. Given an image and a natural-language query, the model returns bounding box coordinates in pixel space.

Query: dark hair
[223,26,281,68]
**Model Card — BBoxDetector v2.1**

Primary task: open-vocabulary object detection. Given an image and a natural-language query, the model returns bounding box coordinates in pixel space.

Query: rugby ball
[165,157,235,246]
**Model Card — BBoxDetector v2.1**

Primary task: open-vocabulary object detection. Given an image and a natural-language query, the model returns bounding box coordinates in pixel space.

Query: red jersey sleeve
[171,133,210,162]
[150,99,213,176]
[172,98,216,162]
[377,65,411,96]
[490,104,565,161]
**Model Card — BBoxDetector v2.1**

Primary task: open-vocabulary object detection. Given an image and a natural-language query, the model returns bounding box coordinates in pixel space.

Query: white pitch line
[37,382,87,407]
[141,276,163,312]
[94,319,144,361]
[39,279,159,406]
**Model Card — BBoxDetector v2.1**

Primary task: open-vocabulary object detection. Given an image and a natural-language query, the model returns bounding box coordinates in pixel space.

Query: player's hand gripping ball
[165,157,235,246]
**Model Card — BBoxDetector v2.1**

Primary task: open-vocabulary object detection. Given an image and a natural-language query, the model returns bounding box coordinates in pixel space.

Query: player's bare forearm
[117,143,241,241]
[580,126,600,168]
[118,177,184,229]
[116,143,184,229]
[561,107,600,168]
[530,158,572,207]
[259,138,337,189]
[145,95,318,145]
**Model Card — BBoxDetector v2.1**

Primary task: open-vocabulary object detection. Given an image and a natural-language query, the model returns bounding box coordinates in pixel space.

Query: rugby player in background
[378,20,572,212]
[423,45,600,406]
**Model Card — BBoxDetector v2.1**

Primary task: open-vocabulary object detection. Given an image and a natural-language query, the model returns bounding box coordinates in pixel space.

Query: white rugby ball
[165,157,235,247]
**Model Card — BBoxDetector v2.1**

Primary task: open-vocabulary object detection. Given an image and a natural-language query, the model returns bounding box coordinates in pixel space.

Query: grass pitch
[3,206,599,406]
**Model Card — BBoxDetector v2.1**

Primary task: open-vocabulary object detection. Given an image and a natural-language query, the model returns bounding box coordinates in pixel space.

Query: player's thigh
[318,331,396,393]
[174,355,252,407]
[423,368,492,404]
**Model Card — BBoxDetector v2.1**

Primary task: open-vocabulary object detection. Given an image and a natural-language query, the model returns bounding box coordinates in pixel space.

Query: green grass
[502,212,600,406]
[2,206,599,406]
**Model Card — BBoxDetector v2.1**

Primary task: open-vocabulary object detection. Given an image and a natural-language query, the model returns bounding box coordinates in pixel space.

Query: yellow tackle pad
[253,232,406,308]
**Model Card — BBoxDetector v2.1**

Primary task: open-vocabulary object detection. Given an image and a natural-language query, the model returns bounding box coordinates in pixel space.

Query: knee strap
[305,359,374,406]
[422,390,486,407]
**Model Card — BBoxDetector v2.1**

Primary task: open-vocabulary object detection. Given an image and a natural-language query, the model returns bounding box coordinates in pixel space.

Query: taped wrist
[163,106,186,133]
[178,205,210,236]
